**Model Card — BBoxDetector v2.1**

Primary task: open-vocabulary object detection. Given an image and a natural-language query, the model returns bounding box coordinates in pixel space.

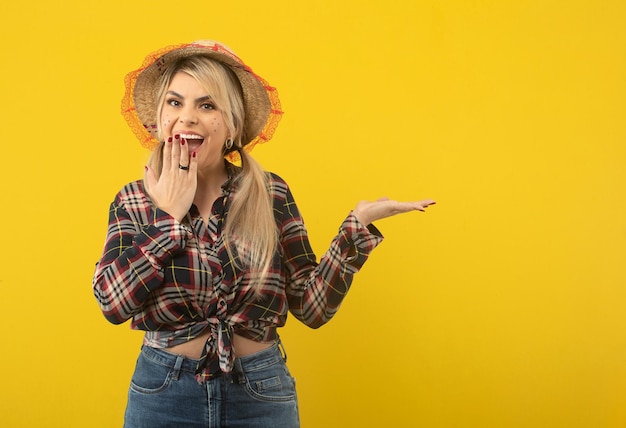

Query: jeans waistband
[230,341,287,384]
[140,345,200,375]
[140,340,287,380]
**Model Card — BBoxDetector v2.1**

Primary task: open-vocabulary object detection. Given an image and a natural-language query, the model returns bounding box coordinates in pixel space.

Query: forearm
[286,212,383,328]
[92,204,190,324]
[92,243,165,324]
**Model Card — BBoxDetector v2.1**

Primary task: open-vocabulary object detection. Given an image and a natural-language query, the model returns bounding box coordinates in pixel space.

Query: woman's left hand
[352,198,436,226]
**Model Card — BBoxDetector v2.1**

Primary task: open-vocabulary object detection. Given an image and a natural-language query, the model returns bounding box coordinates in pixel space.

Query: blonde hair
[147,55,277,292]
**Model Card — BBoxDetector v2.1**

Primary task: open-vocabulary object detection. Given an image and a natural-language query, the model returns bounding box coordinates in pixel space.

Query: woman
[93,40,435,428]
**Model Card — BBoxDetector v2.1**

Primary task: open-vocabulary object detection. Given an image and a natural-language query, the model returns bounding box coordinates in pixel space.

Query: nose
[178,106,198,124]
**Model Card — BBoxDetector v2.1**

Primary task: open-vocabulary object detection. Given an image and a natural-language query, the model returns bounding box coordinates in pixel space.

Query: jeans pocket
[243,361,297,402]
[129,352,174,395]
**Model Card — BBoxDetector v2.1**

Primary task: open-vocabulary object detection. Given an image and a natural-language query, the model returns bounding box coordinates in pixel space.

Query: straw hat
[121,40,282,154]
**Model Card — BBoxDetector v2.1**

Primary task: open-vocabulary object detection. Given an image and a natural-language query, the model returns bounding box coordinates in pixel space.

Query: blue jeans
[124,342,300,428]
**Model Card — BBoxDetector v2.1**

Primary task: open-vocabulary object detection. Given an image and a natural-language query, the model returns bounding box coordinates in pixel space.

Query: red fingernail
[192,152,197,158]
[167,137,172,143]
[174,134,180,139]
[181,138,186,145]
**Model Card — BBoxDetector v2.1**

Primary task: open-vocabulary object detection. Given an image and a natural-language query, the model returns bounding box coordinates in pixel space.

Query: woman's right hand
[144,135,198,222]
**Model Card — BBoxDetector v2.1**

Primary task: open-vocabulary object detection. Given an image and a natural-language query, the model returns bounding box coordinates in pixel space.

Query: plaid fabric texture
[93,170,383,381]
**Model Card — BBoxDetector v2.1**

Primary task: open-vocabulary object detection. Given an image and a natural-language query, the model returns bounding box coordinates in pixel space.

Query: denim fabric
[124,343,300,428]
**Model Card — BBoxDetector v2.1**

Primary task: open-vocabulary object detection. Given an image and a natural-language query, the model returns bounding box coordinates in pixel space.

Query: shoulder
[113,180,151,210]
[266,172,291,199]
[267,171,288,187]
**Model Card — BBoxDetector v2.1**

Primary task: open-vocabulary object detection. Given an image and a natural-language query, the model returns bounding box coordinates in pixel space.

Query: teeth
[179,134,203,140]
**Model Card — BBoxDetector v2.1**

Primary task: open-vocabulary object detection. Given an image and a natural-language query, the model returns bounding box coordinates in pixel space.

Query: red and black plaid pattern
[93,170,383,381]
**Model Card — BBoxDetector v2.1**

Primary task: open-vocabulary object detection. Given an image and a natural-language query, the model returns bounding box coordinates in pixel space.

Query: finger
[179,137,190,168]
[144,165,156,192]
[188,150,198,175]
[398,201,427,213]
[417,199,436,211]
[171,134,181,169]
[162,138,173,171]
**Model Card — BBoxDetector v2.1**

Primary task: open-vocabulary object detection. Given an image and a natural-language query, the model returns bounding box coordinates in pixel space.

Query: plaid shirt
[93,170,383,381]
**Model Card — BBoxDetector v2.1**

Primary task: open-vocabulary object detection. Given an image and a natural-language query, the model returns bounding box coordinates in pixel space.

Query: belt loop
[277,340,287,362]
[171,355,184,381]
[231,357,245,384]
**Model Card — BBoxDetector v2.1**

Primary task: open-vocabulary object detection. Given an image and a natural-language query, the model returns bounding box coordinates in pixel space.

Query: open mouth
[180,134,204,151]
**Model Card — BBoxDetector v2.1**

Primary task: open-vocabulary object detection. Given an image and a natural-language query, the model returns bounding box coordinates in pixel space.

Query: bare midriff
[165,330,274,360]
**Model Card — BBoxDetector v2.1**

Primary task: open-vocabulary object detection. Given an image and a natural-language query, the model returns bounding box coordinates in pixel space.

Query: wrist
[352,209,371,226]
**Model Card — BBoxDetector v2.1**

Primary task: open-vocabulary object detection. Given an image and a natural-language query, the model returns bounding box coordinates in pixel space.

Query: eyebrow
[166,91,214,103]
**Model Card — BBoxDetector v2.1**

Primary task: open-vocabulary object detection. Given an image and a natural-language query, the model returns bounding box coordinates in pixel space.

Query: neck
[194,161,229,208]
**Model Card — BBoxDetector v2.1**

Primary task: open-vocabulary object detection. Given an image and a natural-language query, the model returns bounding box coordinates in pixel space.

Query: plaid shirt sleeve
[278,180,384,328]
[92,184,192,324]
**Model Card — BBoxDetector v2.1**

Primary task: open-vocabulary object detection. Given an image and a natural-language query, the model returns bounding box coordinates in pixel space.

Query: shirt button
[218,299,227,308]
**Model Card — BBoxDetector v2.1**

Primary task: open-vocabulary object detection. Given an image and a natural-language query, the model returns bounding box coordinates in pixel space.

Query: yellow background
[1,0,624,427]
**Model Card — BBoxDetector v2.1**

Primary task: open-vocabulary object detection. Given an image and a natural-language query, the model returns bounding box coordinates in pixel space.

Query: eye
[200,102,216,110]
[166,98,181,107]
